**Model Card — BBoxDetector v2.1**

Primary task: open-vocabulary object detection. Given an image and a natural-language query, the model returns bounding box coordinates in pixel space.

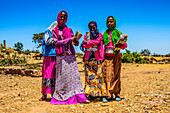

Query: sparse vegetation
[14,42,23,51]
[24,49,31,55]
[0,57,27,65]
[140,49,151,56]
[121,49,149,64]
[32,32,44,48]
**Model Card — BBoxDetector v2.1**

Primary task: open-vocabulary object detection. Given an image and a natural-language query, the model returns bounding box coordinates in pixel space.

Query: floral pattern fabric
[42,78,56,92]
[84,58,107,97]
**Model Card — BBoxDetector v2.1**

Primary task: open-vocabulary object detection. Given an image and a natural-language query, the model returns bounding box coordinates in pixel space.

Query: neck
[58,24,66,30]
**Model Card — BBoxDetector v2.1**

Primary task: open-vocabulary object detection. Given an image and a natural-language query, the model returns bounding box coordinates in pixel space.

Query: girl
[103,16,128,101]
[39,21,57,101]
[82,21,108,103]
[50,11,89,105]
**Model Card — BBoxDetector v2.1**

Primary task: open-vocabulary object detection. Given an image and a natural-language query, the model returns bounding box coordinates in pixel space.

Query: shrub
[0,58,27,65]
[121,49,149,64]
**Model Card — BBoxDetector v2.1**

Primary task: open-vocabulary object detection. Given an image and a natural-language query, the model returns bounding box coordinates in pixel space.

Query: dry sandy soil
[0,61,170,113]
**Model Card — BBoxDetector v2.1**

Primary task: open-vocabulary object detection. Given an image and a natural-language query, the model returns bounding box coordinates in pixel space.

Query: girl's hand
[115,43,122,48]
[82,40,87,44]
[72,37,78,45]
[71,37,77,41]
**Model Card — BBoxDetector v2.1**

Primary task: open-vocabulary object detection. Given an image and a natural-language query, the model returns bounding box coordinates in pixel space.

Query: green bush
[24,49,31,55]
[121,49,149,64]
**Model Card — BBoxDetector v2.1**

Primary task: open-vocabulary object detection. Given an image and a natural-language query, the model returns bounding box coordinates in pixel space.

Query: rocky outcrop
[0,67,41,77]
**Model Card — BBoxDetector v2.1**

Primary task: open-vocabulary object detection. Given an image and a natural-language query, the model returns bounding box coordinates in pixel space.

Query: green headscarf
[103,16,122,56]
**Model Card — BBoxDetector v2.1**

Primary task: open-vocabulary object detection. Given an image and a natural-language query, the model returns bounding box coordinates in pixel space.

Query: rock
[71,106,76,109]
[165,92,170,95]
[158,62,165,64]
[0,67,42,77]
[79,105,84,107]
[146,106,152,110]
[25,69,41,77]
[164,100,170,103]
[121,76,128,78]
[135,94,141,96]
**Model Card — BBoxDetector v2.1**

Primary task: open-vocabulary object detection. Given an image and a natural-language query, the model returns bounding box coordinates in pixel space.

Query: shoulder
[84,34,86,38]
[116,29,122,35]
[43,30,50,38]
[52,29,55,33]
[103,30,108,35]
[44,30,50,34]
[99,33,103,36]
[68,28,73,33]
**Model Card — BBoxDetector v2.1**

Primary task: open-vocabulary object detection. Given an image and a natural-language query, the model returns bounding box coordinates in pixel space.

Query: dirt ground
[0,63,170,113]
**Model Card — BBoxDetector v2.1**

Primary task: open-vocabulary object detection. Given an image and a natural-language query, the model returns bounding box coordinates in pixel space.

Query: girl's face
[107,17,114,28]
[89,24,97,31]
[59,12,67,24]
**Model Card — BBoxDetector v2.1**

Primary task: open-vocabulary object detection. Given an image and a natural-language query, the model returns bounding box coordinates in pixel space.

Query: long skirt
[50,55,87,105]
[41,56,56,94]
[84,58,107,97]
[103,56,121,98]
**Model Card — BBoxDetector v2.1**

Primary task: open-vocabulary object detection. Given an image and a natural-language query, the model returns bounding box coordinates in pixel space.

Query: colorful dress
[41,21,57,95]
[83,33,107,97]
[50,11,87,105]
[103,16,127,98]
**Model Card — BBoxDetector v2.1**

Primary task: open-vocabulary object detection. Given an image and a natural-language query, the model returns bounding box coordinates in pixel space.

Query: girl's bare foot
[39,95,46,101]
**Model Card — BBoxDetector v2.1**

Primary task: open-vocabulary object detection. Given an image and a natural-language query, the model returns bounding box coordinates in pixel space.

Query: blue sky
[0,0,170,55]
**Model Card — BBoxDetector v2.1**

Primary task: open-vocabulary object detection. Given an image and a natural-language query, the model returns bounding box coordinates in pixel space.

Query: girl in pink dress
[39,21,57,101]
[50,11,89,105]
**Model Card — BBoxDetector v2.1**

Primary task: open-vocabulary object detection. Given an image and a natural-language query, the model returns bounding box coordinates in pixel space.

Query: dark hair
[88,21,97,28]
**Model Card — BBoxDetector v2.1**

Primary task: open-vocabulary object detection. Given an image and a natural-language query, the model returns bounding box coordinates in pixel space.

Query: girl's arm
[86,33,102,46]
[69,28,79,46]
[44,31,54,45]
[52,29,72,46]
[82,34,92,48]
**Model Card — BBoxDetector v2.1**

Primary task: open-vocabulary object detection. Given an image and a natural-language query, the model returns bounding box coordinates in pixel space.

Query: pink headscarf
[57,10,67,26]
[54,10,71,40]
[54,11,72,55]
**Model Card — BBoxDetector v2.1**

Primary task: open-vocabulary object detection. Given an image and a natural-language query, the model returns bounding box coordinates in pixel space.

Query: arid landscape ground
[0,56,169,113]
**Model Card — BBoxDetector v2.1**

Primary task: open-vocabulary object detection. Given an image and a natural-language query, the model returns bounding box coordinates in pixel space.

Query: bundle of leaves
[121,49,149,64]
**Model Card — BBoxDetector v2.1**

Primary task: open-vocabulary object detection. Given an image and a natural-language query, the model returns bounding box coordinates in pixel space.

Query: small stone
[164,100,170,103]
[146,107,152,110]
[165,92,170,95]
[142,94,146,97]
[71,106,75,109]
[135,94,141,96]
[79,105,83,107]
